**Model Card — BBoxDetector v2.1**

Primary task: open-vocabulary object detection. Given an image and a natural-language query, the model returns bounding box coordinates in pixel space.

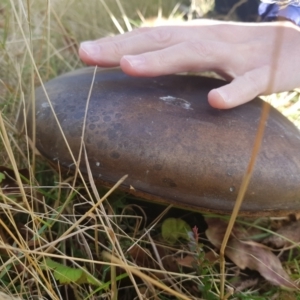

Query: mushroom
[26,67,300,216]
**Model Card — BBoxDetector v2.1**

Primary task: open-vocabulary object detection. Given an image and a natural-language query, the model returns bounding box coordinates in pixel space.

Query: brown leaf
[204,250,219,264]
[128,245,155,269]
[175,255,197,268]
[263,220,300,248]
[234,278,258,292]
[228,239,296,289]
[128,244,181,278]
[205,217,297,290]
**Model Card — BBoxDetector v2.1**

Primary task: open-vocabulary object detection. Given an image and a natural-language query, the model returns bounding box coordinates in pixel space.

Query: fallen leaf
[204,250,219,264]
[0,172,5,183]
[234,278,258,292]
[128,243,179,275]
[228,239,296,289]
[205,217,297,290]
[161,218,191,244]
[175,255,197,268]
[263,220,300,248]
[128,245,155,269]
[41,258,100,285]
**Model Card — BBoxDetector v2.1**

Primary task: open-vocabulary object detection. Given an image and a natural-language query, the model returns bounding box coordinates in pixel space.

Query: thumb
[208,67,270,109]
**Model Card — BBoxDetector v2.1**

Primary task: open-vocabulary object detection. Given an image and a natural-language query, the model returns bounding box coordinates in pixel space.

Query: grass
[1,0,300,299]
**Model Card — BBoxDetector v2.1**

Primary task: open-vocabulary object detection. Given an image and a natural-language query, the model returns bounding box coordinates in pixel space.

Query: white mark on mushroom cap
[159,96,193,110]
[96,162,100,167]
[41,102,50,108]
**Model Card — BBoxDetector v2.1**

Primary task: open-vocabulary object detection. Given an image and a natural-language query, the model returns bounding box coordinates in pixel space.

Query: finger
[92,27,152,43]
[79,26,192,67]
[208,66,270,109]
[119,40,234,77]
[79,25,227,67]
[79,28,151,66]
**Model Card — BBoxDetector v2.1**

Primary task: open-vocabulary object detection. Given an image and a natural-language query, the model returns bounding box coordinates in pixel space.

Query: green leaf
[0,172,6,183]
[41,258,101,285]
[161,218,191,244]
[54,266,83,284]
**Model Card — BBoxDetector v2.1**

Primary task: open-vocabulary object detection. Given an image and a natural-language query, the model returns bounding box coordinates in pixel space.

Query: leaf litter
[205,217,298,290]
[1,164,299,296]
[263,219,300,248]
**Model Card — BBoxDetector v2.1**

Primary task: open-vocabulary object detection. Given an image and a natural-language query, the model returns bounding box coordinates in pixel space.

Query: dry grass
[0,0,300,299]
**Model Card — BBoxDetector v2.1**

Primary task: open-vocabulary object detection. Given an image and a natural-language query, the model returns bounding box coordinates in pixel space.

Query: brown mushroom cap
[28,67,300,216]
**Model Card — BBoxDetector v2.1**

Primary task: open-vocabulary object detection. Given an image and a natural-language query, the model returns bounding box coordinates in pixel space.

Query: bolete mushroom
[26,67,300,216]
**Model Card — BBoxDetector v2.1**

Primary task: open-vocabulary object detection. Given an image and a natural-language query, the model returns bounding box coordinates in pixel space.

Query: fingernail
[123,55,145,68]
[80,41,101,57]
[216,89,229,103]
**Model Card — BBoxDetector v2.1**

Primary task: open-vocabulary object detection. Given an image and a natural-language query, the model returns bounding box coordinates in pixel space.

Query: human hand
[79,20,300,109]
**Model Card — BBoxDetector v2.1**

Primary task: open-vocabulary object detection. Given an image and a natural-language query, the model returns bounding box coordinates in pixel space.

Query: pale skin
[79,20,300,109]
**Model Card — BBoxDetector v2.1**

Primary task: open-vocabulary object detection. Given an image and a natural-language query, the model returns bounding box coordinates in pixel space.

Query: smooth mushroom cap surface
[27,67,300,216]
